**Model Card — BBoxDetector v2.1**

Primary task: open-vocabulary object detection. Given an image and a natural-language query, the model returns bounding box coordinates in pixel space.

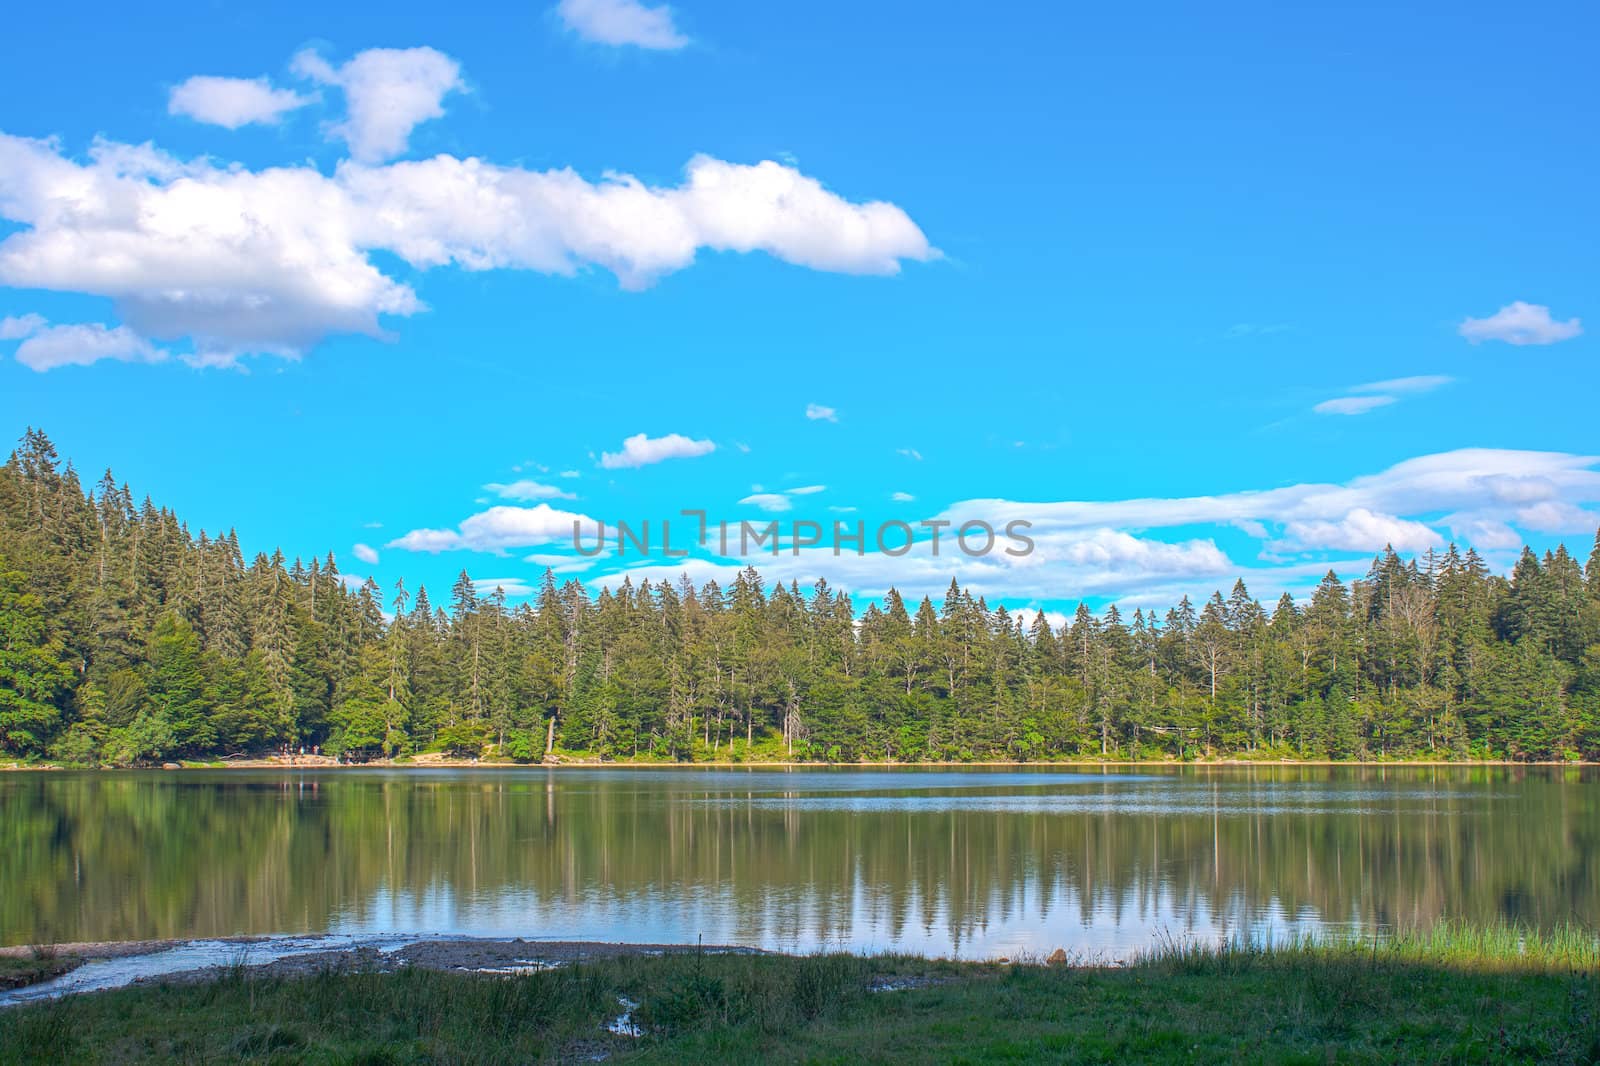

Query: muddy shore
[0,936,767,1003]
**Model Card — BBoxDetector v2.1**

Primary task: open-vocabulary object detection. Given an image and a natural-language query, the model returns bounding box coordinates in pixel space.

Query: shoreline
[4,926,1597,1063]
[5,756,1597,772]
[0,936,771,1005]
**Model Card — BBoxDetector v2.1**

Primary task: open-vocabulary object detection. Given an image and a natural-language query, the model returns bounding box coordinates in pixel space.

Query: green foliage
[1,932,1597,1064]
[4,429,1600,765]
[0,559,72,755]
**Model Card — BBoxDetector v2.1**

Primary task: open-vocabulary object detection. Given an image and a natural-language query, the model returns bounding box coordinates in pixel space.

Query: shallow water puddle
[605,995,643,1037]
[460,959,565,975]
[0,934,423,1007]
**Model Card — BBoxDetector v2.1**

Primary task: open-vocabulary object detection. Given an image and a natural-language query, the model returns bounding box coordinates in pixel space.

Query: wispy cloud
[1315,373,1450,416]
[1459,301,1582,346]
[556,0,689,49]
[739,493,793,513]
[805,403,838,422]
[472,577,536,598]
[484,479,576,501]
[1225,322,1291,338]
[897,448,923,461]
[1314,395,1396,416]
[1350,375,1453,394]
[352,543,380,565]
[168,75,314,129]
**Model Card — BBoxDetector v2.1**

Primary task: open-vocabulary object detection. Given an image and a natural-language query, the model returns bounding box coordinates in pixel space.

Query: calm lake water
[3,766,1596,959]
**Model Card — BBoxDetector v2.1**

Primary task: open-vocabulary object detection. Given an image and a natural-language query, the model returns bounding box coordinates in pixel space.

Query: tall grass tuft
[1135,919,1600,974]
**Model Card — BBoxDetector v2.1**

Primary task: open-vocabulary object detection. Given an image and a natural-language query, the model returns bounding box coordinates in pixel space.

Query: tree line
[3,429,1599,764]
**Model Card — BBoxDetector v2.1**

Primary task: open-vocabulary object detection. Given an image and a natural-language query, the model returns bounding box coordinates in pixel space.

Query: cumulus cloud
[1459,301,1582,346]
[485,479,576,501]
[1314,395,1395,416]
[352,543,380,565]
[0,132,933,366]
[599,432,715,469]
[168,75,313,129]
[14,323,167,371]
[556,0,688,49]
[1272,508,1441,553]
[291,47,463,162]
[805,403,837,422]
[0,313,45,339]
[388,503,594,553]
[891,491,915,502]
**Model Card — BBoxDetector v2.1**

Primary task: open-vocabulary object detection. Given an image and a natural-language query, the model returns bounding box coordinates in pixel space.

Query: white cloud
[587,526,1235,606]
[805,403,838,422]
[1314,395,1396,416]
[352,542,380,565]
[396,448,1600,610]
[0,132,933,364]
[1459,301,1582,346]
[485,479,576,500]
[556,0,688,49]
[891,491,915,502]
[472,577,536,598]
[291,47,463,163]
[897,448,923,461]
[14,323,167,371]
[599,432,715,469]
[388,502,594,553]
[828,505,857,513]
[168,75,313,129]
[0,312,45,339]
[940,448,1600,552]
[1316,374,1451,417]
[1350,375,1452,394]
[1012,608,1071,633]
[1272,508,1440,553]
[788,485,826,495]
[739,493,793,513]
[524,552,593,574]
[559,470,581,479]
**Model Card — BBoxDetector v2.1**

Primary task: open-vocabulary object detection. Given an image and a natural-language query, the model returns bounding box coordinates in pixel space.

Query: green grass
[0,950,81,992]
[1,925,1596,1064]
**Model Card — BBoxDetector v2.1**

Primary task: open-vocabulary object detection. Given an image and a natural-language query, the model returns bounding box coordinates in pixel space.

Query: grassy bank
[0,952,80,993]
[2,926,1597,1064]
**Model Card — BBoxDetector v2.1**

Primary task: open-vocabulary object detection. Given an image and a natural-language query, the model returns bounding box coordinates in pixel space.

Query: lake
[3,766,1595,959]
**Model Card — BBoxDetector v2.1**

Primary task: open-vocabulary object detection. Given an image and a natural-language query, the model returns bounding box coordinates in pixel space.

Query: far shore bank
[5,755,1597,771]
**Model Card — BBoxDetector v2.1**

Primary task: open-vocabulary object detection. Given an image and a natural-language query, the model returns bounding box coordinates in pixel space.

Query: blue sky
[1,0,1596,618]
